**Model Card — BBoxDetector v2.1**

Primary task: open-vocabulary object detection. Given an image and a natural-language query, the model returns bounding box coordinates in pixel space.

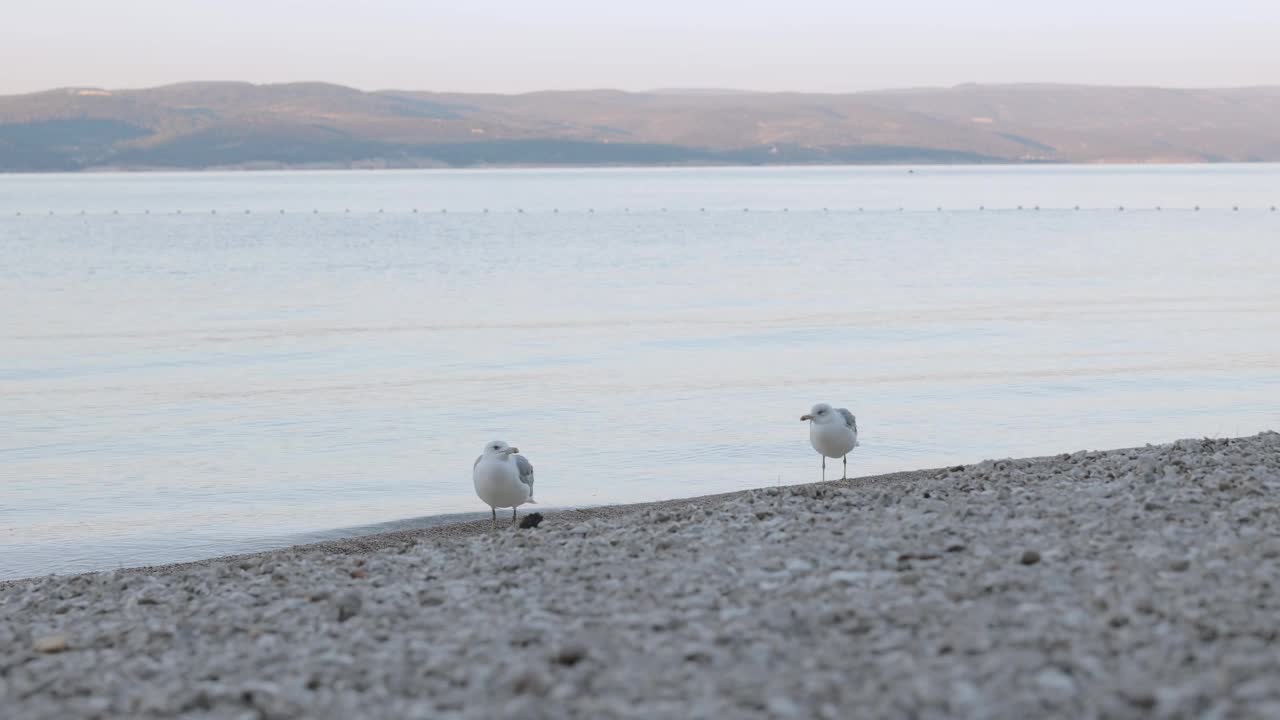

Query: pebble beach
[3,432,1279,719]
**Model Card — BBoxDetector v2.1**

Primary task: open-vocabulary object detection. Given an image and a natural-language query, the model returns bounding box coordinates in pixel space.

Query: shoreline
[7,159,1280,177]
[4,432,1278,717]
[2,467,943,587]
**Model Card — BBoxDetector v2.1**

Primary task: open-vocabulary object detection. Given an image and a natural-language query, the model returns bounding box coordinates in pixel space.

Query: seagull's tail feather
[525,498,538,504]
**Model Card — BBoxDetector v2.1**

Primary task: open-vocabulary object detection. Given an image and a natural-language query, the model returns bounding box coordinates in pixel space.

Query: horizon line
[6,79,1280,99]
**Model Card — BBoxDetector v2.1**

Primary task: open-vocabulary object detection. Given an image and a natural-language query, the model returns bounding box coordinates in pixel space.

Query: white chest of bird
[811,420,857,458]
[473,457,529,508]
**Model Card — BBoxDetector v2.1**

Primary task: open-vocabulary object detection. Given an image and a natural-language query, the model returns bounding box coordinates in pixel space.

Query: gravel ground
[3,432,1279,719]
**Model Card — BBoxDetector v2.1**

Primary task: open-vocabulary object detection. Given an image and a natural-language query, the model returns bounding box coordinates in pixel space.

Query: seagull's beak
[800,414,813,421]
[506,447,520,454]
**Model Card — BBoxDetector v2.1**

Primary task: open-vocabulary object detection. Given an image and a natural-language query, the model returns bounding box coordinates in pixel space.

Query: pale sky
[3,0,1278,95]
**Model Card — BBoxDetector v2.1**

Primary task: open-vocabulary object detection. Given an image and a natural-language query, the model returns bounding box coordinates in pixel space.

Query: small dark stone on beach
[898,553,941,563]
[553,644,587,667]
[1020,550,1042,565]
[519,513,544,529]
[1123,691,1157,709]
[950,465,965,472]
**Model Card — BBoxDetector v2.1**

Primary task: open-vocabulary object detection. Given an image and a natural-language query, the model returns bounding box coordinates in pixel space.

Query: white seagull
[473,440,536,527]
[800,403,859,480]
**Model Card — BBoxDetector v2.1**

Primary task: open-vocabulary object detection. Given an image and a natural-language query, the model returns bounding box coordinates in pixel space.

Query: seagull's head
[800,403,834,423]
[483,440,520,457]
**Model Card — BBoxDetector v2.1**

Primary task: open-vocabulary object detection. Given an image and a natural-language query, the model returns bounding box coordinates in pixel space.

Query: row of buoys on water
[11,206,1279,216]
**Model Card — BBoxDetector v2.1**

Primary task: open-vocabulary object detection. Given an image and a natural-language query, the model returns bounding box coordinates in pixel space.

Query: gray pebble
[334,591,362,622]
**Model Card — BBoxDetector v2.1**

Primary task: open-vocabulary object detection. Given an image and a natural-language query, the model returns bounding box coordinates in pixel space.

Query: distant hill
[1,82,1278,171]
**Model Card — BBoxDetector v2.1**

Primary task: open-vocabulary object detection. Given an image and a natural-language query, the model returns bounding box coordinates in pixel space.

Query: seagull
[473,440,536,527]
[800,403,859,480]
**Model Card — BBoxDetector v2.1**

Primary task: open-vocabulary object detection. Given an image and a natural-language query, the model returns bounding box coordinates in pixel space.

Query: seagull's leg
[842,454,848,481]
[512,508,518,525]
[491,507,496,529]
[822,455,826,481]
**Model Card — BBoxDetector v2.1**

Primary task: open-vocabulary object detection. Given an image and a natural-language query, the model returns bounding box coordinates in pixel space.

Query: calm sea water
[2,165,1278,579]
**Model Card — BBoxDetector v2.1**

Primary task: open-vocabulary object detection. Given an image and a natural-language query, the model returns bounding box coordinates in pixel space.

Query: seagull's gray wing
[473,454,483,469]
[515,455,535,497]
[837,408,857,433]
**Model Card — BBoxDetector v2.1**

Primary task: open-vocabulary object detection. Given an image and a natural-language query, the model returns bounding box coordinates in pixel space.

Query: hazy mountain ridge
[2,82,1278,171]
